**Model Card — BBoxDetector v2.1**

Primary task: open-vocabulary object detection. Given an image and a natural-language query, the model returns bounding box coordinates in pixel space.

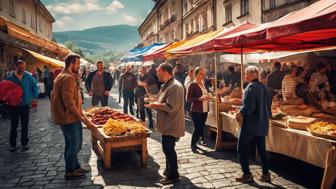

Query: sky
[41,0,155,32]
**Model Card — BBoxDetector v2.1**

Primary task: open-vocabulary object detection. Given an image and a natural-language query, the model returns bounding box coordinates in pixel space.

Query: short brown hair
[159,62,173,75]
[65,54,80,68]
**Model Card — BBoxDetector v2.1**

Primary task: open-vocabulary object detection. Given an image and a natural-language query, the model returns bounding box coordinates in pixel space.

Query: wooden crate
[90,126,150,169]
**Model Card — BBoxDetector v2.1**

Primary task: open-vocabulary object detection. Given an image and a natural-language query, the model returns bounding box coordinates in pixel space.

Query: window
[241,0,249,16]
[22,9,26,24]
[195,16,200,32]
[190,19,194,33]
[202,12,207,31]
[269,0,276,9]
[185,23,189,35]
[10,0,15,17]
[183,0,188,13]
[225,4,232,23]
[39,19,43,33]
[188,0,193,11]
[173,28,176,39]
[30,13,34,28]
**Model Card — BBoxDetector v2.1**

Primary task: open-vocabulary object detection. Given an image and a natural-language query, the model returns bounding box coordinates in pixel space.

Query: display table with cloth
[220,112,336,189]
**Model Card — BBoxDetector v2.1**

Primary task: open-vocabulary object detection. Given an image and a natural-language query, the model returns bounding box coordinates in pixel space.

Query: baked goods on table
[308,121,336,140]
[84,107,136,126]
[103,118,147,137]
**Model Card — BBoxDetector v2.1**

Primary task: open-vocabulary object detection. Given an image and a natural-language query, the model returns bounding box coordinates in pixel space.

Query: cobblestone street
[0,88,329,189]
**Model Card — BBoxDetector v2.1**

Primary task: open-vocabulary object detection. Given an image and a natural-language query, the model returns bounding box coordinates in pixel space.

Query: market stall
[83,107,150,169]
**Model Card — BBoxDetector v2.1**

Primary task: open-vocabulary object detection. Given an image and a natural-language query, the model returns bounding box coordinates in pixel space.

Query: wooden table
[90,126,150,169]
[220,112,336,189]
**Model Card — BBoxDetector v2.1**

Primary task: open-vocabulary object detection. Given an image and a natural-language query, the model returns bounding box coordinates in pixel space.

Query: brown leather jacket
[51,70,81,125]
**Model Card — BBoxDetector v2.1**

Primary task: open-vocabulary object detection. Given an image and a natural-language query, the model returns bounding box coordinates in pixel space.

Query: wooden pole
[240,46,244,92]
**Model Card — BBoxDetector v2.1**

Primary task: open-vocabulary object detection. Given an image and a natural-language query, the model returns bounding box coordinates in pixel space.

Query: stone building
[0,0,68,77]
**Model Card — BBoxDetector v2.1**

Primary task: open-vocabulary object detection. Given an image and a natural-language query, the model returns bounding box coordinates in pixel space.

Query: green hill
[53,25,140,54]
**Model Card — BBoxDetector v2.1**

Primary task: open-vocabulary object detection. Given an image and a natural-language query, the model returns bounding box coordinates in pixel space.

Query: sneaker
[236,174,254,183]
[64,172,85,180]
[191,145,198,153]
[9,146,18,152]
[259,173,271,182]
[160,176,180,185]
[74,168,90,174]
[198,140,207,146]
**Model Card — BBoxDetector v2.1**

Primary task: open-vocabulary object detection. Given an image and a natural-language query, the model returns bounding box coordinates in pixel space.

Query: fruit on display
[84,107,135,125]
[103,118,147,136]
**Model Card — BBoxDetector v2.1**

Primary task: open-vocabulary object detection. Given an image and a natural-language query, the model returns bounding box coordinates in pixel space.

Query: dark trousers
[122,90,134,114]
[10,105,30,147]
[237,131,269,175]
[191,112,208,147]
[92,95,108,107]
[60,121,83,173]
[138,96,153,127]
[162,135,179,178]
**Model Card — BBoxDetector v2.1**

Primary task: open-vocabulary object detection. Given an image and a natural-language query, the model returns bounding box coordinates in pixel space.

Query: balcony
[159,14,177,31]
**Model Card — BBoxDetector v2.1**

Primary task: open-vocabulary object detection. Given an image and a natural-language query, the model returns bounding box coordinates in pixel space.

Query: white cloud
[106,1,125,13]
[54,16,74,28]
[46,0,102,15]
[124,15,139,25]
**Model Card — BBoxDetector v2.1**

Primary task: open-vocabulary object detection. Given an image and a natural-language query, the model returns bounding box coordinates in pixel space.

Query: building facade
[139,0,183,44]
[138,9,158,46]
[157,0,183,43]
[261,0,316,23]
[182,0,216,39]
[216,0,262,28]
[0,0,67,77]
[0,0,54,40]
[216,0,317,29]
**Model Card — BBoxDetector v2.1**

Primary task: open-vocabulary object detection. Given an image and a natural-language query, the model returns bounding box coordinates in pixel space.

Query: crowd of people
[3,54,335,185]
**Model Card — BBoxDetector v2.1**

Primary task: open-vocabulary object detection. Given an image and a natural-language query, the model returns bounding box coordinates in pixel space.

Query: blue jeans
[122,90,135,114]
[237,130,269,175]
[60,121,83,173]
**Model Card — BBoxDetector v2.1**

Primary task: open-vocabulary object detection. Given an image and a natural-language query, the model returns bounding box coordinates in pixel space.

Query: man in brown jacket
[51,54,89,180]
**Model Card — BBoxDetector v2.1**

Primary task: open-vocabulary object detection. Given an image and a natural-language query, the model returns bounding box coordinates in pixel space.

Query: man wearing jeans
[235,66,272,183]
[7,60,38,152]
[85,61,113,106]
[145,63,185,185]
[51,55,89,179]
[119,66,137,115]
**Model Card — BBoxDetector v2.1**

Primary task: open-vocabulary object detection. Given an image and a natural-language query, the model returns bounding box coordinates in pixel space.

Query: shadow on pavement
[96,152,162,187]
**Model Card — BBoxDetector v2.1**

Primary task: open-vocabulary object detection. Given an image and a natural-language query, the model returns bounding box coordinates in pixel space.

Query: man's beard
[17,70,24,74]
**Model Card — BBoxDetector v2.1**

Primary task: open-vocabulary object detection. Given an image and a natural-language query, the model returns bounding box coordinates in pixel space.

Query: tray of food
[307,121,336,141]
[83,107,138,128]
[102,118,150,140]
[286,116,316,130]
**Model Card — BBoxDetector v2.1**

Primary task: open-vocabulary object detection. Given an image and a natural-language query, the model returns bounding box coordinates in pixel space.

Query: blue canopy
[121,43,165,62]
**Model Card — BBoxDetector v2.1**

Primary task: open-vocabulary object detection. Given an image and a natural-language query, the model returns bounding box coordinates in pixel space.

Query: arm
[105,72,113,91]
[240,85,256,116]
[156,86,183,114]
[84,72,94,92]
[61,77,82,119]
